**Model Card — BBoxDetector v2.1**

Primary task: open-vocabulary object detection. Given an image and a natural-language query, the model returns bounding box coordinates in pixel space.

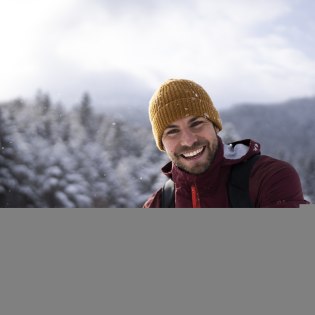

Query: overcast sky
[1,0,315,110]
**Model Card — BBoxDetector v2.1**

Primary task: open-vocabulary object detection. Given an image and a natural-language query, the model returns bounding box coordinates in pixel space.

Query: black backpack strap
[228,154,261,208]
[161,179,175,208]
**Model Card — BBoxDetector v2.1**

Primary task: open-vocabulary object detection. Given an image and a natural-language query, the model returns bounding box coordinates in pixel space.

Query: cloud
[55,1,287,75]
[0,0,314,108]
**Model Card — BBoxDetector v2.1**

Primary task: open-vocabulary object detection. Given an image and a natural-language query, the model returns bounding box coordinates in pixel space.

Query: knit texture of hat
[149,79,223,151]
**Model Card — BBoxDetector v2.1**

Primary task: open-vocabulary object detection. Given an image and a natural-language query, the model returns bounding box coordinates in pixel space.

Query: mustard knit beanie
[149,79,223,151]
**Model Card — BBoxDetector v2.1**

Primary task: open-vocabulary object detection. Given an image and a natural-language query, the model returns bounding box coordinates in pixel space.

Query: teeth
[183,147,203,158]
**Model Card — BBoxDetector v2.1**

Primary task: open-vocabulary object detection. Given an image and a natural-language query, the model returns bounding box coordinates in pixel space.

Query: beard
[168,137,219,175]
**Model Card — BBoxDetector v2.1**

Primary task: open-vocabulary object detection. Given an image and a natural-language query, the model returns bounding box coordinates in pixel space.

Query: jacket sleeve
[143,189,162,208]
[250,156,310,208]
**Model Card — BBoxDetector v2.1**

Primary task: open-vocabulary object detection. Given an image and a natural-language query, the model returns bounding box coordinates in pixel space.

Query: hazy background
[1,0,315,109]
[0,0,314,207]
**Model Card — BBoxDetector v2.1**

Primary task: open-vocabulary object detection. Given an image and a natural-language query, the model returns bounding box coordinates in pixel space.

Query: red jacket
[143,137,309,208]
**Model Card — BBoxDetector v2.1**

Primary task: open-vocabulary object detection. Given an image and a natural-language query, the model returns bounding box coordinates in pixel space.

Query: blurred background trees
[0,93,313,207]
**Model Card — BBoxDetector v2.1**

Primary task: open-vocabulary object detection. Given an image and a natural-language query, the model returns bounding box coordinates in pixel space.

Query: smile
[181,146,205,159]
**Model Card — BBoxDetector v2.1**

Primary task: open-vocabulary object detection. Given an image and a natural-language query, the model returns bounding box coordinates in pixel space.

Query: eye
[165,128,179,136]
[191,120,204,128]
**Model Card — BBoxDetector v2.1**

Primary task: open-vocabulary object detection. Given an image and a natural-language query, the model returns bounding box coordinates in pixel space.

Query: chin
[178,161,211,175]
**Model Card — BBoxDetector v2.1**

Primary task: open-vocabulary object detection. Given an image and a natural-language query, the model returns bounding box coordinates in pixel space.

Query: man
[143,78,309,208]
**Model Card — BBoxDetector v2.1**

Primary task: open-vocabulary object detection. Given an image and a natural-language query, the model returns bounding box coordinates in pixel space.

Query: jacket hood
[223,138,261,164]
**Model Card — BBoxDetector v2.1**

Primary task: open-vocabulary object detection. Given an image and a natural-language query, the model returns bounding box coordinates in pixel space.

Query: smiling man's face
[162,116,219,174]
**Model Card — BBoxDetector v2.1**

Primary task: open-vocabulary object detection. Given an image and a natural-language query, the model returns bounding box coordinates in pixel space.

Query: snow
[1,94,313,207]
[55,191,76,208]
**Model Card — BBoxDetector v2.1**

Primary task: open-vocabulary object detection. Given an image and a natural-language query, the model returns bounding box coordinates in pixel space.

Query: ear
[212,123,219,133]
[160,139,165,151]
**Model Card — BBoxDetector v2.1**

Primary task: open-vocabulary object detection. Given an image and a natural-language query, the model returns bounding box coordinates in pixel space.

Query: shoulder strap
[228,154,261,208]
[161,179,175,208]
[161,154,261,208]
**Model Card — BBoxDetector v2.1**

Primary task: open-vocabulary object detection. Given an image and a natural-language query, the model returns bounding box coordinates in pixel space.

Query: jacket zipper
[191,185,200,208]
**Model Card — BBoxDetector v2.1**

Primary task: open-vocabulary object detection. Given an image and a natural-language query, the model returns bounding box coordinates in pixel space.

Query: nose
[180,128,198,147]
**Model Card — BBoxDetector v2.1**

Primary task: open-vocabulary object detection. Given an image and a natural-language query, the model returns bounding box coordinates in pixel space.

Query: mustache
[175,141,208,156]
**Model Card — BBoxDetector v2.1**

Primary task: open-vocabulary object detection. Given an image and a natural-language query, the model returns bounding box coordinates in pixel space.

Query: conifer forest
[0,92,314,207]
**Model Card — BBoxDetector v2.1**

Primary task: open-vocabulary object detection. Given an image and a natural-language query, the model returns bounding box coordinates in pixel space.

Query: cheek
[162,139,177,155]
